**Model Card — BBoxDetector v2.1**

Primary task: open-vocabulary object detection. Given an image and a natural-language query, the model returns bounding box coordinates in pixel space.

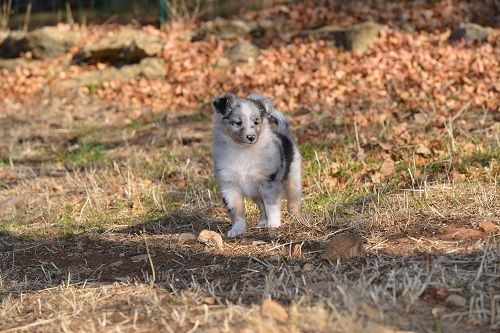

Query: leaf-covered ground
[0,1,499,332]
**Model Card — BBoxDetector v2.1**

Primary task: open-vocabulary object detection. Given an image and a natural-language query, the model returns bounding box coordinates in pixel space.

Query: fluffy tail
[269,109,291,137]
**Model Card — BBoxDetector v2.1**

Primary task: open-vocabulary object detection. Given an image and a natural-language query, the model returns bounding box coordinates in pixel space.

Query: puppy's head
[212,93,273,145]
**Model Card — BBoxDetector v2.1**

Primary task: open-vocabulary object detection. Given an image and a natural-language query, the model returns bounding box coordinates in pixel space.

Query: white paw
[227,221,246,237]
[256,219,267,228]
[267,220,281,229]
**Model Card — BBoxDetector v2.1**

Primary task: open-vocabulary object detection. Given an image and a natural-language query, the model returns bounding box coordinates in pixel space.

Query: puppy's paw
[227,220,246,237]
[256,219,267,228]
[266,220,281,229]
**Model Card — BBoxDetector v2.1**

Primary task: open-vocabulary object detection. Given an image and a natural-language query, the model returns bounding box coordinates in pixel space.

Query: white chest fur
[213,133,279,197]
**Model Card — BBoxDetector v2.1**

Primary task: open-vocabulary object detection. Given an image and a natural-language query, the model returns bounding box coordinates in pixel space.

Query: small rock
[224,41,260,63]
[445,294,467,308]
[130,254,149,262]
[109,260,123,268]
[379,158,395,177]
[302,263,315,272]
[198,230,224,248]
[478,220,499,234]
[214,56,231,68]
[192,18,254,41]
[416,143,432,156]
[261,299,288,323]
[321,232,364,261]
[449,23,492,43]
[300,21,383,52]
[176,233,197,242]
[413,112,428,125]
[203,296,216,305]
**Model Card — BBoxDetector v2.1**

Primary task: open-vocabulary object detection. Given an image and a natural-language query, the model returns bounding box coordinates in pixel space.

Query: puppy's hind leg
[284,158,302,217]
[222,188,246,237]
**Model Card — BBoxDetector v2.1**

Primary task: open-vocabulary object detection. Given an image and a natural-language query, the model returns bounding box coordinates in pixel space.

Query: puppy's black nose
[246,134,256,142]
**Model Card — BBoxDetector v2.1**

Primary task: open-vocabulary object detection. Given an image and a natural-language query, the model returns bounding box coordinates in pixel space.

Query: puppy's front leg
[254,196,267,227]
[261,184,281,228]
[222,188,246,237]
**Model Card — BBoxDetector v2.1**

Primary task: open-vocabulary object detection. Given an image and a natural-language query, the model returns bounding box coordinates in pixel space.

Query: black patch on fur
[222,196,233,213]
[277,133,294,179]
[267,169,279,182]
[213,93,235,115]
[269,115,279,125]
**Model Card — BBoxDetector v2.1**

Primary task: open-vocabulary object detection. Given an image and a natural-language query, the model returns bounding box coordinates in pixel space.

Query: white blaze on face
[240,101,262,143]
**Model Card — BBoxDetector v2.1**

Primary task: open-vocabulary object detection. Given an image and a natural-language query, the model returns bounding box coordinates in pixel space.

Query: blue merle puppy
[212,93,302,237]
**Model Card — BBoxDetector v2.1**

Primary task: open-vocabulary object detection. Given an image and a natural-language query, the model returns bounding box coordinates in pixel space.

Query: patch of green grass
[62,142,111,164]
[458,147,499,172]
[178,111,211,123]
[87,84,99,95]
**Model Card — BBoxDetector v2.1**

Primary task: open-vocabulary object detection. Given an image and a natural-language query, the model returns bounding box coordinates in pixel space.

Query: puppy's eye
[231,121,242,127]
[253,121,259,126]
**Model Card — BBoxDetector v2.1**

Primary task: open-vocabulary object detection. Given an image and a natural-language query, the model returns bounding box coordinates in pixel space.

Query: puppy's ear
[212,93,236,115]
[247,94,273,117]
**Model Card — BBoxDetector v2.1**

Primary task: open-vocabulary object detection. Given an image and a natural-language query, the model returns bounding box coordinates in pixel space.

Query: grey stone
[57,57,166,90]
[73,28,163,64]
[223,41,260,62]
[300,21,383,52]
[449,23,493,43]
[0,27,80,59]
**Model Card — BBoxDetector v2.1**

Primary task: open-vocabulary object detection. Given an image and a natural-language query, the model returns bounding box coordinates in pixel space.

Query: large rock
[191,18,273,41]
[300,21,383,52]
[0,27,80,59]
[449,23,493,43]
[0,58,40,70]
[73,28,163,65]
[214,41,260,68]
[224,41,260,62]
[57,57,166,90]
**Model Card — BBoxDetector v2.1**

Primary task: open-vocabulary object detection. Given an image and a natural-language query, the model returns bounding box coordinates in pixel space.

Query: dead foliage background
[0,1,499,332]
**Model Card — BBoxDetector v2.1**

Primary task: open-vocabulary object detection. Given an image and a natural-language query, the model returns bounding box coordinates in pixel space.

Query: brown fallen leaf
[322,232,364,261]
[379,158,395,177]
[478,221,499,234]
[198,230,224,248]
[416,143,432,156]
[261,299,289,323]
[378,142,393,151]
[445,294,467,308]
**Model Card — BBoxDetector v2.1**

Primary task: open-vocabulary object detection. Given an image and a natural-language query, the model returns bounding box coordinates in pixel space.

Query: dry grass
[0,94,498,332]
[1,5,499,331]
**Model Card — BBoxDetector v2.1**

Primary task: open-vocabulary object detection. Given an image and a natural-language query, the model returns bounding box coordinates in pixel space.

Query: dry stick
[0,317,62,333]
[65,1,74,26]
[22,1,31,31]
[0,0,9,29]
[472,248,488,285]
[142,229,156,286]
